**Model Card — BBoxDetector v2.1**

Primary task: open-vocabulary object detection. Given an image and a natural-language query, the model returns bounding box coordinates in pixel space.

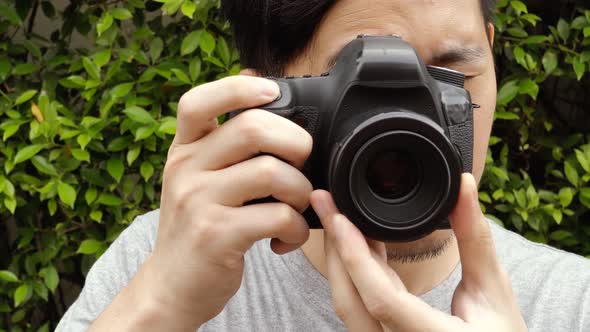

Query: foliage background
[0,0,588,329]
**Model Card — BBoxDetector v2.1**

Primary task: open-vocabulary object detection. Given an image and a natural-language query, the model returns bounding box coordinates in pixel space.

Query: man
[56,0,590,331]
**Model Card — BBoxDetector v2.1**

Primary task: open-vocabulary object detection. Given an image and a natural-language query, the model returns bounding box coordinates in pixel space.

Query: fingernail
[260,79,280,99]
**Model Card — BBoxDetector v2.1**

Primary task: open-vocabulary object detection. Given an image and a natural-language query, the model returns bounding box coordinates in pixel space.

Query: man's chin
[384,230,455,264]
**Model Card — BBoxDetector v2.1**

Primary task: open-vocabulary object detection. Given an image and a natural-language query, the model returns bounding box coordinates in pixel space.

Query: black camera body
[230,35,474,242]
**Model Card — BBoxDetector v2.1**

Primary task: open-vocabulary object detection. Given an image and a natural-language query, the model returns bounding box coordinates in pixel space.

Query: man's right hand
[89,73,313,331]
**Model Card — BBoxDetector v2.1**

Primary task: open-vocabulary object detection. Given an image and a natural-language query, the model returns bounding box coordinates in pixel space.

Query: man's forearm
[88,257,205,332]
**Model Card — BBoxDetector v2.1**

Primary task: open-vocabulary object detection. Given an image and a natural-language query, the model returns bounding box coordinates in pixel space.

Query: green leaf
[59,75,86,89]
[495,111,520,120]
[90,210,103,222]
[31,156,58,176]
[111,82,134,99]
[181,1,196,18]
[159,0,183,15]
[97,193,123,206]
[552,209,563,224]
[571,16,589,30]
[77,239,103,254]
[4,197,16,214]
[0,4,23,26]
[564,161,579,187]
[510,1,527,15]
[38,266,59,293]
[518,79,539,100]
[0,56,11,81]
[550,230,572,241]
[158,117,177,135]
[14,144,46,164]
[14,90,37,105]
[149,38,164,63]
[140,161,155,182]
[171,68,191,85]
[573,56,586,81]
[57,181,77,208]
[123,106,155,124]
[33,281,48,302]
[14,284,29,307]
[576,149,590,172]
[85,187,98,205]
[189,57,201,81]
[93,49,112,68]
[108,136,133,151]
[507,27,528,38]
[107,158,125,183]
[490,166,510,181]
[557,18,570,41]
[71,148,90,162]
[217,37,231,65]
[111,8,133,20]
[13,63,38,75]
[181,30,202,56]
[135,125,155,141]
[542,50,558,75]
[97,12,114,36]
[513,46,525,67]
[200,31,216,54]
[77,133,92,150]
[0,270,19,283]
[496,80,519,106]
[127,145,142,165]
[83,57,101,81]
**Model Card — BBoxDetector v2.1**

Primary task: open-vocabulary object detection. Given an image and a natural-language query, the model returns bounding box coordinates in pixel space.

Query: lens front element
[366,150,420,201]
[328,111,463,242]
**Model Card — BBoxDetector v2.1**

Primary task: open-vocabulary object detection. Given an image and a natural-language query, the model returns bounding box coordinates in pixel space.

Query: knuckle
[277,204,295,223]
[255,155,282,181]
[365,297,393,321]
[235,111,266,143]
[227,76,254,101]
[191,218,220,244]
[177,89,197,116]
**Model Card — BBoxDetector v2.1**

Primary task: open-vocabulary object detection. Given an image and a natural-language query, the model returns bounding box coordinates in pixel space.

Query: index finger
[174,75,280,144]
[311,190,467,332]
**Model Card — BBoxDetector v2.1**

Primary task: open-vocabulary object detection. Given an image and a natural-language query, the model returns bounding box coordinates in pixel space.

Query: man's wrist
[89,256,206,332]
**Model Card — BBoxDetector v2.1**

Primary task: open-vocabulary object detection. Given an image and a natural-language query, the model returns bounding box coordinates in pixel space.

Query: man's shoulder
[489,221,590,330]
[489,220,590,272]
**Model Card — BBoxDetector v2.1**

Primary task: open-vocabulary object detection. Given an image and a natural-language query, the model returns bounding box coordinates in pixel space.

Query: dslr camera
[230,35,475,241]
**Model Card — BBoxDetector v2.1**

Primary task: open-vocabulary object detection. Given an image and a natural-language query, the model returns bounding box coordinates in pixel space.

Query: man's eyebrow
[324,45,486,70]
[431,46,486,65]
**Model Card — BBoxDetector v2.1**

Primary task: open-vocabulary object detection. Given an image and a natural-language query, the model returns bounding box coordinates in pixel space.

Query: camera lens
[366,151,419,200]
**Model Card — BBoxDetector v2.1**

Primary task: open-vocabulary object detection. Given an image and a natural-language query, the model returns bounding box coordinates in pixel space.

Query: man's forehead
[312,0,488,69]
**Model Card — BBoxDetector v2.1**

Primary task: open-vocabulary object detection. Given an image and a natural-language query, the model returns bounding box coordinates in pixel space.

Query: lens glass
[366,151,419,200]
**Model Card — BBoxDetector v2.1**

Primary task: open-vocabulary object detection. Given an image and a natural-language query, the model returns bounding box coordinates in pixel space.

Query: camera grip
[447,114,474,173]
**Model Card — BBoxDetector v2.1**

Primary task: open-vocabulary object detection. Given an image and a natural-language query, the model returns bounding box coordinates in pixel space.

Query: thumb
[449,173,501,285]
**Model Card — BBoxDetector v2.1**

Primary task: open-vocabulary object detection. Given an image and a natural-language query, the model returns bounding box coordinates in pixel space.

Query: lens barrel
[328,111,462,242]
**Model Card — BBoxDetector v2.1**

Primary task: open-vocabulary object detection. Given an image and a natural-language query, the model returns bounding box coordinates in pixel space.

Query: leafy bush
[0,0,588,330]
[482,0,590,255]
[0,0,237,329]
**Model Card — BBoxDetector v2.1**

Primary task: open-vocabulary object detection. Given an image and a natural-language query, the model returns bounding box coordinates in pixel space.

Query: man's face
[285,0,497,260]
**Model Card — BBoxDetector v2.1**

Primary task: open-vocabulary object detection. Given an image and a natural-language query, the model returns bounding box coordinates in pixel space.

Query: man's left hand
[310,173,528,332]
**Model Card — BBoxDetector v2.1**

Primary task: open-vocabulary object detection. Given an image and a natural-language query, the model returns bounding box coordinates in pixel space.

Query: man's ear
[486,22,495,48]
[239,68,262,77]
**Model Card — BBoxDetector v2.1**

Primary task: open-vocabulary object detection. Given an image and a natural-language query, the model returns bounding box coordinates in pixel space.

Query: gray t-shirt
[56,209,590,331]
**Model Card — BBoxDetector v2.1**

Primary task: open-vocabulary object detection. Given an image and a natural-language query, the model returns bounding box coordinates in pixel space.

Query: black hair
[222,0,497,76]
